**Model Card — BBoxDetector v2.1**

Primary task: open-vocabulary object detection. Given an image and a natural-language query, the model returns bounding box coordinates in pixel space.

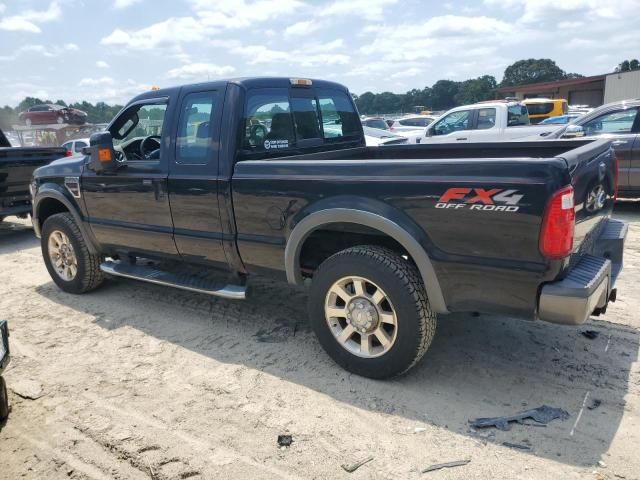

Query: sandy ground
[0,203,639,480]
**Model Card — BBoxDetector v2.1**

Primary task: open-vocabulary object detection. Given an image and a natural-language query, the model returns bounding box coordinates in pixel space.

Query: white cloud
[0,4,5,14]
[78,77,116,87]
[166,63,235,80]
[96,61,110,69]
[0,43,79,61]
[320,0,398,21]
[114,0,142,8]
[284,20,321,37]
[101,17,209,50]
[390,68,422,79]
[0,1,61,33]
[232,42,350,67]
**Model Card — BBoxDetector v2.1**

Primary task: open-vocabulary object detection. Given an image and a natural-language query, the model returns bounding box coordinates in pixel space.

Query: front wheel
[308,245,436,379]
[41,213,104,294]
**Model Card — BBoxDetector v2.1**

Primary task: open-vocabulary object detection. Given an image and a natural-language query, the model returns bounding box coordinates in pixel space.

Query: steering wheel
[139,135,161,158]
[249,124,268,146]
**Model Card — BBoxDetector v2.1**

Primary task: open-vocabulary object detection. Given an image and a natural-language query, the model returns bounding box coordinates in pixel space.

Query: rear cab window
[238,85,362,160]
[507,105,530,127]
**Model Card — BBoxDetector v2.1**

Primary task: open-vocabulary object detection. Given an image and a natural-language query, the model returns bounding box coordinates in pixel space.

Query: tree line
[353,58,588,115]
[1,57,636,128]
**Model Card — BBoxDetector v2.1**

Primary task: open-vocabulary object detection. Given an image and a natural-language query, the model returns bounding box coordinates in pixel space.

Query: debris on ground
[421,459,470,474]
[502,442,531,450]
[469,405,569,431]
[277,435,293,448]
[581,330,600,340]
[588,399,602,410]
[341,455,374,473]
[10,379,45,400]
[598,460,607,468]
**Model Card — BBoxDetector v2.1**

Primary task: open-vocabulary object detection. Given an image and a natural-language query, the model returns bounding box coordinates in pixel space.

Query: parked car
[0,128,68,222]
[18,104,88,126]
[0,320,9,422]
[420,101,561,143]
[32,77,625,379]
[61,138,90,155]
[539,114,582,125]
[522,98,568,124]
[547,99,640,197]
[363,126,408,146]
[389,115,436,131]
[362,117,391,130]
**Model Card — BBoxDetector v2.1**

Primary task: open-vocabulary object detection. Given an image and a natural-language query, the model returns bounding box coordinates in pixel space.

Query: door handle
[611,140,627,146]
[144,178,165,201]
[456,137,468,141]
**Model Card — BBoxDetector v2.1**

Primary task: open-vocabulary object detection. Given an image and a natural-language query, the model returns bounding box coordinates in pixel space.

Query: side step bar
[100,260,247,300]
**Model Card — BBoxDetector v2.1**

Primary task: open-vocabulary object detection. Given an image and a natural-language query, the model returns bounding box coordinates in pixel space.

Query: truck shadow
[36,268,639,468]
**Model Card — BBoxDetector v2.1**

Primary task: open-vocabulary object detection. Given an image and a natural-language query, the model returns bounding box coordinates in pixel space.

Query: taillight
[65,150,72,157]
[539,185,575,259]
[613,152,619,201]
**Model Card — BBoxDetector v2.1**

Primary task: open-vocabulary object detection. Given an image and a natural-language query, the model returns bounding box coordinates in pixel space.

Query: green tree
[616,59,640,72]
[430,80,459,110]
[454,75,497,105]
[631,59,640,71]
[501,58,566,87]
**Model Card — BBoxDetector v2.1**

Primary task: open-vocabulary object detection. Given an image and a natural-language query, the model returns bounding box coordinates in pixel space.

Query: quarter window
[176,91,218,165]
[317,89,361,140]
[476,108,496,130]
[507,105,530,126]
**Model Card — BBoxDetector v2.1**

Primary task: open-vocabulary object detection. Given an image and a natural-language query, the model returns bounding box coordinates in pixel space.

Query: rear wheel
[308,245,436,378]
[0,376,8,422]
[41,213,104,294]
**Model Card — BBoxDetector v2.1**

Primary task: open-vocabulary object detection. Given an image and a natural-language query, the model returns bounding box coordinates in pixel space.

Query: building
[604,69,640,103]
[495,74,606,106]
[496,69,640,107]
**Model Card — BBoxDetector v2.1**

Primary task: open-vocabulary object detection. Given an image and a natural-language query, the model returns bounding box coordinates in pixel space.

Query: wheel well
[38,198,69,226]
[298,222,411,278]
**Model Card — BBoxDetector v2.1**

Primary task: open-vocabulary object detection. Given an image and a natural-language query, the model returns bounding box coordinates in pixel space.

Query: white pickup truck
[417,101,562,144]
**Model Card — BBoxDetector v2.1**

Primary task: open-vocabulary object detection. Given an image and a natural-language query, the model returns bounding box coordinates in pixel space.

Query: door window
[110,102,168,161]
[176,91,218,165]
[74,141,87,152]
[432,110,472,136]
[475,108,496,130]
[582,108,639,136]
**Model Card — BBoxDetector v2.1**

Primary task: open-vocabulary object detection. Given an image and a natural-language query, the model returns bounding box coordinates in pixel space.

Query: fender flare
[284,208,448,314]
[33,185,99,254]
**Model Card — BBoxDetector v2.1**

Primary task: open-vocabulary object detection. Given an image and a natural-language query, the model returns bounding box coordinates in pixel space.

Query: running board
[100,260,246,300]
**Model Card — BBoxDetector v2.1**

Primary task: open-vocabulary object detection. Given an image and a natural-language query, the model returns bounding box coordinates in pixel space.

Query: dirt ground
[0,203,639,480]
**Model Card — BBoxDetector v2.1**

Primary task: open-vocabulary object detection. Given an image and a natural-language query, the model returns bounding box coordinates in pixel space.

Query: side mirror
[426,127,433,137]
[562,125,585,138]
[87,131,118,173]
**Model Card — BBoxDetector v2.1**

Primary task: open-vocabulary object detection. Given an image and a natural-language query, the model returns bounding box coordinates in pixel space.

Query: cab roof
[128,77,350,104]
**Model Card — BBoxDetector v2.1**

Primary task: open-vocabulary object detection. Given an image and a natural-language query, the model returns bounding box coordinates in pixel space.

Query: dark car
[18,104,87,126]
[31,77,626,379]
[550,99,640,197]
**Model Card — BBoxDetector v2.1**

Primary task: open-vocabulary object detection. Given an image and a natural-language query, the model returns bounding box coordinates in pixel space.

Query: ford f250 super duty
[0,128,67,222]
[30,78,627,378]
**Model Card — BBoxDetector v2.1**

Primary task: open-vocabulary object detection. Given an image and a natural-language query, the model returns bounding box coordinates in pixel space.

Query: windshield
[363,119,388,130]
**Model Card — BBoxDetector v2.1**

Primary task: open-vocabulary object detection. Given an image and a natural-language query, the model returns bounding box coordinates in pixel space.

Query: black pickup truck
[31,78,626,378]
[0,128,67,222]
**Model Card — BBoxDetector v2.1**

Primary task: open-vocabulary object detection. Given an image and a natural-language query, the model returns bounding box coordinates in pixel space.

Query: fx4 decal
[435,187,523,212]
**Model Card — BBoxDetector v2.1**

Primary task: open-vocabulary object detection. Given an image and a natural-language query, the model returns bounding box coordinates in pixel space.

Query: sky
[0,0,639,107]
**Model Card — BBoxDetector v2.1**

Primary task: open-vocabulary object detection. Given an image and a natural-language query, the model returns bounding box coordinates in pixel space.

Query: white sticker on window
[264,139,288,150]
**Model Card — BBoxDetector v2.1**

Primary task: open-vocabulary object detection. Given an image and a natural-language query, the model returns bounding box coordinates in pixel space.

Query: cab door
[167,87,228,267]
[82,98,179,257]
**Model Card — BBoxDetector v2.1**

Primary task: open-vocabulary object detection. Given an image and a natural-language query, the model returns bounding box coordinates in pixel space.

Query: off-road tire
[41,213,104,294]
[308,245,436,379]
[0,376,8,422]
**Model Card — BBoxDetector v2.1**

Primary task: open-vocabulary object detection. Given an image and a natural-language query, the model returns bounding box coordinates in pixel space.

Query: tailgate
[0,147,66,211]
[559,139,617,264]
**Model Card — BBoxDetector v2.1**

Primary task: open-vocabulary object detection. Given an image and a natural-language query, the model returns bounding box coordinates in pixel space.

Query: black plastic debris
[422,459,470,474]
[470,405,570,431]
[502,442,531,450]
[277,435,293,447]
[581,330,600,340]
